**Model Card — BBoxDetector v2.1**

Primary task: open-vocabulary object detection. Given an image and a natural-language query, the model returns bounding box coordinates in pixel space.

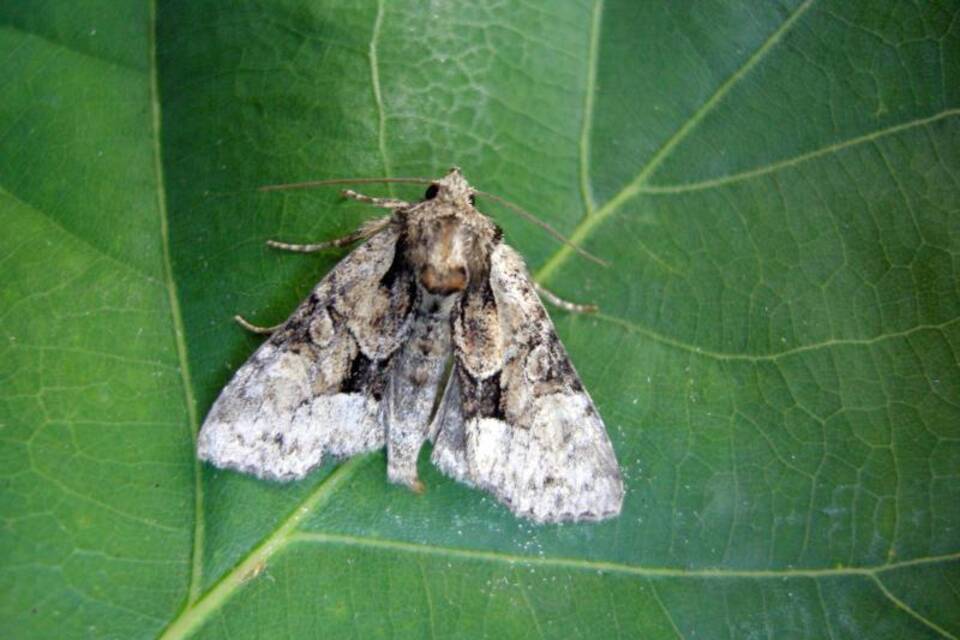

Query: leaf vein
[369,0,393,189]
[156,456,370,639]
[0,23,143,73]
[641,109,960,195]
[537,0,817,283]
[869,574,958,639]
[648,579,684,639]
[588,312,960,362]
[148,0,204,606]
[0,188,160,283]
[578,0,602,215]
[290,531,959,579]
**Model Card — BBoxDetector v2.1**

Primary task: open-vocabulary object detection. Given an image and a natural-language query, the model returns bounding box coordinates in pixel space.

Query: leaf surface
[2,1,959,638]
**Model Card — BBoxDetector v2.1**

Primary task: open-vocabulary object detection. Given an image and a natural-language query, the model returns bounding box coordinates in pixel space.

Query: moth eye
[469,193,477,206]
[424,184,439,200]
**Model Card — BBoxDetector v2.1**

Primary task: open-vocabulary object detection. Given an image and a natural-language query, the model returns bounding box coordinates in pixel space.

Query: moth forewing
[198,167,624,523]
[196,229,406,480]
[435,243,624,522]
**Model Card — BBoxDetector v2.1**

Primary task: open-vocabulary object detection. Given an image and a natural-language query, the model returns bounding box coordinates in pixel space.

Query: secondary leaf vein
[640,109,960,195]
[589,312,960,362]
[536,0,816,283]
[290,531,960,579]
[148,0,205,606]
[578,0,602,215]
[869,574,958,639]
[370,0,393,189]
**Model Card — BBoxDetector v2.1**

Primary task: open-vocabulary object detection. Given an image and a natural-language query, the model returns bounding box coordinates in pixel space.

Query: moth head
[405,168,497,296]
[422,166,477,209]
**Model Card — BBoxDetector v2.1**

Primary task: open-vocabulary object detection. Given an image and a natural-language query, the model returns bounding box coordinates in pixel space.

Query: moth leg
[234,315,283,335]
[267,232,367,253]
[534,282,598,314]
[342,188,409,210]
[266,216,392,253]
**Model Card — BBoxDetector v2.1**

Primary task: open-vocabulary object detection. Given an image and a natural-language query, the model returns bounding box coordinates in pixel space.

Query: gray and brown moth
[197,168,624,523]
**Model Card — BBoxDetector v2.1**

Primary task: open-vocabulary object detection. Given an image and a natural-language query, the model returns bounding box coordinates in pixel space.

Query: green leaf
[3,1,959,638]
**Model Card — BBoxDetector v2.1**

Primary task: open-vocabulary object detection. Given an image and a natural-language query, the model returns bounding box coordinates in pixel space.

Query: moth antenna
[259,177,433,192]
[474,190,609,267]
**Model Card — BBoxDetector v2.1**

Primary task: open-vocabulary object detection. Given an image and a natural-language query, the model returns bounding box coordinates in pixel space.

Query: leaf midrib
[158,459,368,639]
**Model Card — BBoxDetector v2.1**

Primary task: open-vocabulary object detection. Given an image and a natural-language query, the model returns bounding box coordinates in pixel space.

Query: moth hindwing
[198,167,624,523]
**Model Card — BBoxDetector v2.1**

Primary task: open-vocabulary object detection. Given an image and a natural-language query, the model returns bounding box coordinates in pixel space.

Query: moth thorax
[416,216,473,296]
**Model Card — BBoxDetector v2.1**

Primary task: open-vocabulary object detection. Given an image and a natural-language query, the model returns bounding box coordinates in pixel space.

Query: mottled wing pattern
[432,244,624,522]
[198,228,415,481]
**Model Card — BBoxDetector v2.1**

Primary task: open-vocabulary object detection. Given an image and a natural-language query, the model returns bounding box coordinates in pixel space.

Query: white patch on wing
[465,392,623,523]
[197,342,383,481]
[197,230,403,482]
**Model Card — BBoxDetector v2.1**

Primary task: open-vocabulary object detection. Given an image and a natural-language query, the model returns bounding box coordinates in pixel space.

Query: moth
[197,168,624,522]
